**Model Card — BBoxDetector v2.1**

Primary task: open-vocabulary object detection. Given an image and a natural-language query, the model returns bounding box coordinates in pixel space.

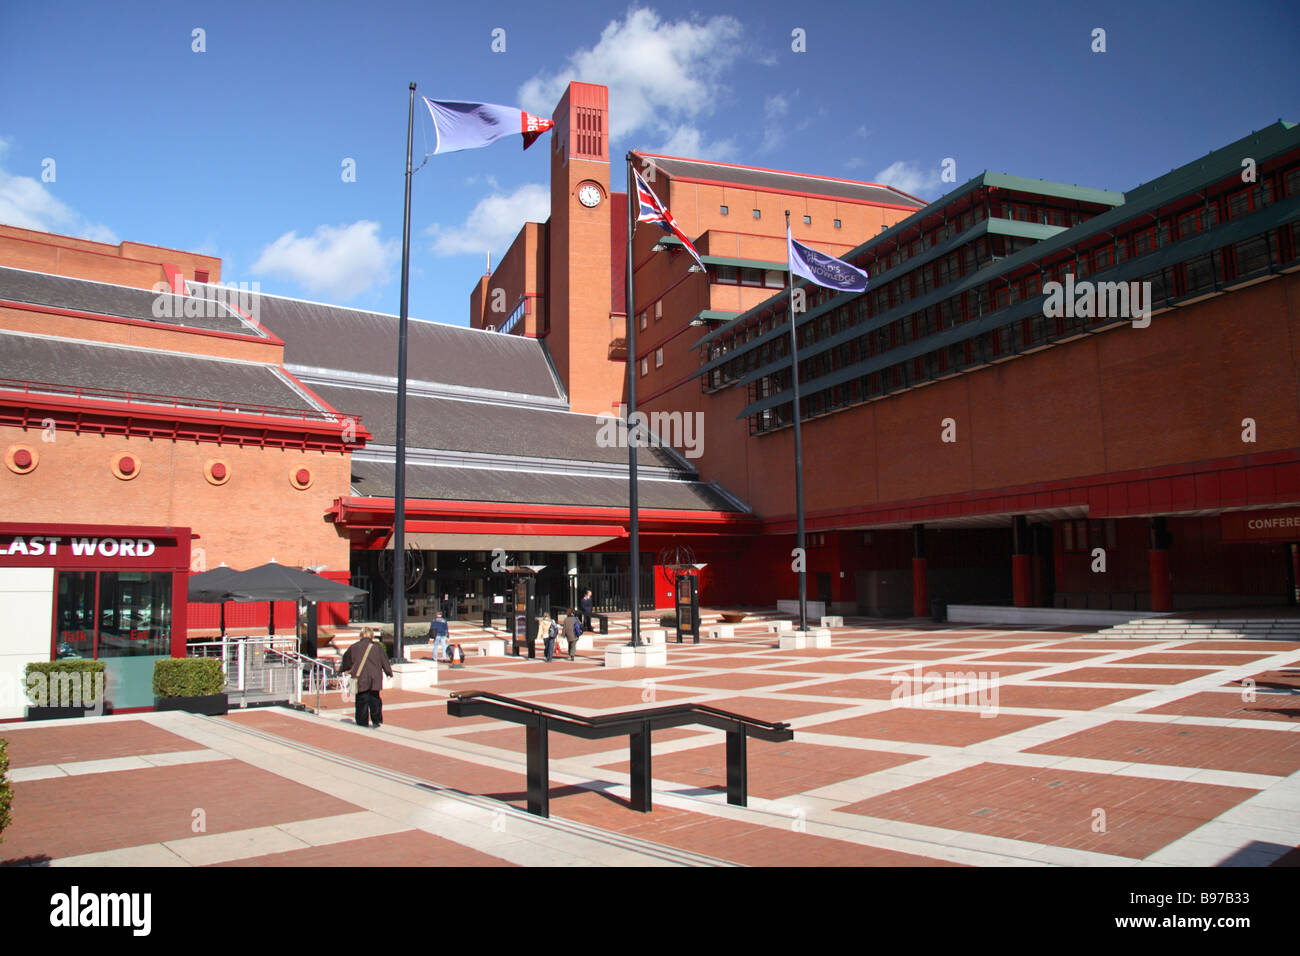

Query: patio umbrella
[225,562,368,636]
[187,565,244,635]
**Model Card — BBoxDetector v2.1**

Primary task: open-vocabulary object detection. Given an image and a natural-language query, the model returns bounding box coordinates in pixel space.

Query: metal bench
[446,691,794,818]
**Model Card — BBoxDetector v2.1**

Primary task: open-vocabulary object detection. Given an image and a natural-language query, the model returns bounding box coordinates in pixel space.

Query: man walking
[428,612,449,662]
[562,608,582,662]
[341,627,393,728]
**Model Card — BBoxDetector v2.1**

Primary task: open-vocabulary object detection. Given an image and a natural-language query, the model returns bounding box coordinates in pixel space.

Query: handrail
[447,690,795,817]
[449,689,790,734]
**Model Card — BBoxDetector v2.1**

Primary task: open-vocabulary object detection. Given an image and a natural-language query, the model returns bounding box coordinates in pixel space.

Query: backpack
[548,621,558,641]
[573,618,583,638]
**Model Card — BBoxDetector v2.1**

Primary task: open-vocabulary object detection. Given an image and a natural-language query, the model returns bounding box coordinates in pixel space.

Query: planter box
[154,694,229,716]
[26,705,92,721]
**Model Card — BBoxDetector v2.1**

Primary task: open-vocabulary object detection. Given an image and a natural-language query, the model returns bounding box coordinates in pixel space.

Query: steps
[1095,616,1300,641]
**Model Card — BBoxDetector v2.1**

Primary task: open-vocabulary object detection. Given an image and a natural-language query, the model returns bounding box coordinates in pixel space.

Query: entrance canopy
[388,532,621,551]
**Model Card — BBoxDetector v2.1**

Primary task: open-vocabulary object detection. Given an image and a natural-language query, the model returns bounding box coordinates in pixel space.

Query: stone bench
[820,616,844,627]
[766,620,794,634]
[604,643,667,668]
[778,628,832,650]
[706,623,736,639]
[476,639,507,657]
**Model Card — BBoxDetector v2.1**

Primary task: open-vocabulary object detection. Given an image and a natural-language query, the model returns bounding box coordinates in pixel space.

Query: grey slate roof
[308,381,682,468]
[0,266,254,336]
[640,154,929,208]
[349,459,742,512]
[196,286,564,401]
[0,332,321,414]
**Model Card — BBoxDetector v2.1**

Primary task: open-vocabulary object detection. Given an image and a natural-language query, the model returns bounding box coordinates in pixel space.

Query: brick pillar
[1148,517,1172,612]
[1012,516,1032,607]
[912,524,929,618]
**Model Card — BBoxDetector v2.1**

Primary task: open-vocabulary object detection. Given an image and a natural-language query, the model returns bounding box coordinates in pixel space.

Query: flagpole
[392,81,416,663]
[625,153,641,648]
[785,211,808,634]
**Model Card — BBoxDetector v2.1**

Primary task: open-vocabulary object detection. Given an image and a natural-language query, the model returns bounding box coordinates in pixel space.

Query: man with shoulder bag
[341,627,393,728]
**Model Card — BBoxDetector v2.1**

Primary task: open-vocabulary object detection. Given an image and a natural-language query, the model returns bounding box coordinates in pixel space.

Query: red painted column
[1148,549,1172,612]
[912,558,929,618]
[1012,554,1032,607]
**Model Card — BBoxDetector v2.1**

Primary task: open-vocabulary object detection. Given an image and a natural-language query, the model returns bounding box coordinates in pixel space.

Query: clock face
[578,183,602,207]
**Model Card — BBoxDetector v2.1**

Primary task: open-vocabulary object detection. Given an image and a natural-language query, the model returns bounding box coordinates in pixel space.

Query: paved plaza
[3,614,1299,867]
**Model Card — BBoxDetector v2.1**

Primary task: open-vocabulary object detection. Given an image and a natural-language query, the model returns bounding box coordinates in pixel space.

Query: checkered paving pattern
[2,612,1298,866]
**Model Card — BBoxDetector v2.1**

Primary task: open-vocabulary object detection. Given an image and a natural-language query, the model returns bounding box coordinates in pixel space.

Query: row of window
[718,206,842,228]
[708,163,1299,400]
[639,347,665,376]
[746,220,1298,434]
[713,265,786,288]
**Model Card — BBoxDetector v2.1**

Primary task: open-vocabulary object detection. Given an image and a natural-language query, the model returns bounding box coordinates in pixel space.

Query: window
[654,300,662,321]
[720,205,729,215]
[764,269,784,289]
[752,209,761,219]
[640,358,648,376]
[714,265,738,285]
[803,215,812,225]
[194,269,209,284]
[639,312,647,330]
[833,219,842,229]
[55,570,172,660]
[655,348,664,368]
[740,268,763,287]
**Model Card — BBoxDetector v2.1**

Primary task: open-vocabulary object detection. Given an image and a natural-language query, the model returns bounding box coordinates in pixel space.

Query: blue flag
[423,99,554,154]
[786,227,869,293]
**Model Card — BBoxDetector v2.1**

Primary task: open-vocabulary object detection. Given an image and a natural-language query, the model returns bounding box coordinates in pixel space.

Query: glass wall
[52,570,174,708]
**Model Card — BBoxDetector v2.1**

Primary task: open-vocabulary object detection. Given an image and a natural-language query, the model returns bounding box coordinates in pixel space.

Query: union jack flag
[634,167,706,272]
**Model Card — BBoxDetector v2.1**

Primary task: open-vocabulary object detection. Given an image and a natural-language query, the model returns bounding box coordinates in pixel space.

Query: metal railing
[447,691,794,818]
[0,377,360,427]
[187,636,341,711]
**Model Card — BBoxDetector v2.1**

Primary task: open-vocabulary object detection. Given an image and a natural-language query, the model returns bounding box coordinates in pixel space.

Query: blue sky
[1,0,1297,324]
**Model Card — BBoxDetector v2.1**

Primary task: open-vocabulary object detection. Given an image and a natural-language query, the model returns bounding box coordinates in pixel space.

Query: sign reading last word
[0,536,158,557]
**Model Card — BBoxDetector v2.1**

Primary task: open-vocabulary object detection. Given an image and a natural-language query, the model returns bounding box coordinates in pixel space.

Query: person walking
[428,612,449,662]
[541,613,557,663]
[341,627,393,728]
[580,589,594,634]
[562,608,582,661]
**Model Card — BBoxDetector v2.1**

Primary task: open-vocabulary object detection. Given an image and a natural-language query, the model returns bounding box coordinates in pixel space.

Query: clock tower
[547,82,623,415]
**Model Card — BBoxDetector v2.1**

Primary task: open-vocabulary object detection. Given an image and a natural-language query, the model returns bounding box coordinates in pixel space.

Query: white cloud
[251,221,398,300]
[872,160,943,199]
[651,126,736,162]
[759,94,790,154]
[518,7,743,150]
[0,136,118,243]
[428,183,550,257]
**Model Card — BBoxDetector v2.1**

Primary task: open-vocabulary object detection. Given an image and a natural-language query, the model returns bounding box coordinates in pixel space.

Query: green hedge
[0,737,11,844]
[24,660,106,706]
[152,658,227,698]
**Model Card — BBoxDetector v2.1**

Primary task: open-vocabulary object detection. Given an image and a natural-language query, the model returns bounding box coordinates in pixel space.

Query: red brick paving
[210,829,514,867]
[1,759,362,863]
[1027,719,1300,776]
[379,705,493,732]
[310,688,445,710]
[594,667,707,682]
[598,740,920,799]
[1033,666,1215,685]
[971,651,1101,663]
[525,686,700,711]
[0,720,205,768]
[1123,652,1275,666]
[545,788,958,866]
[804,709,1047,746]
[774,678,900,700]
[762,660,882,674]
[655,672,805,690]
[875,664,1044,679]
[991,685,1147,710]
[1172,641,1300,652]
[1053,641,1160,651]
[452,725,705,760]
[855,649,987,660]
[667,654,779,669]
[700,695,844,722]
[838,762,1255,858]
[1140,691,1300,723]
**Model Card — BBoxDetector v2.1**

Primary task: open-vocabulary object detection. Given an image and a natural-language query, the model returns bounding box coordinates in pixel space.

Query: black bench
[447,691,793,817]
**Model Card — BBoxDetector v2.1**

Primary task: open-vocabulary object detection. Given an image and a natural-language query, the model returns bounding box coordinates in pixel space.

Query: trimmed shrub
[24,660,106,706]
[152,658,227,698]
[0,737,11,843]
